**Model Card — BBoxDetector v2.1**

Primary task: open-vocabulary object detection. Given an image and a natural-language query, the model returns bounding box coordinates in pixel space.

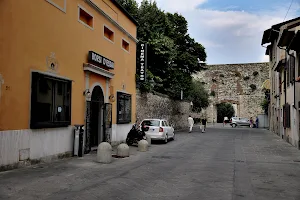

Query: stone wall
[136,92,200,129]
[194,62,269,122]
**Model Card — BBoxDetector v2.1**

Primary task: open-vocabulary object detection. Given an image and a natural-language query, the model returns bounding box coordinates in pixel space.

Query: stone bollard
[138,140,148,152]
[97,142,112,164]
[117,143,130,157]
[145,134,151,147]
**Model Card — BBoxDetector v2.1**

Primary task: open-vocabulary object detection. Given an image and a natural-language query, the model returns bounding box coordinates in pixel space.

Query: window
[31,72,71,129]
[117,92,131,124]
[104,25,114,42]
[287,58,290,87]
[142,120,160,127]
[164,121,169,126]
[78,6,93,29]
[46,0,66,13]
[298,54,300,77]
[122,39,130,52]
[279,72,282,94]
[290,56,295,83]
[283,103,291,128]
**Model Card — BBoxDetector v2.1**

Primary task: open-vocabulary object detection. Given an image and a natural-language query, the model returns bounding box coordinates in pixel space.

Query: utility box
[74,125,84,157]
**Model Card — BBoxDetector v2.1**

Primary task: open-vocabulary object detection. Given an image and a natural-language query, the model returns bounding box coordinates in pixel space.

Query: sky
[135,0,300,64]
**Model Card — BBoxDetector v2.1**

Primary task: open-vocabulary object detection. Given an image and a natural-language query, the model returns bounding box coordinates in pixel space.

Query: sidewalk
[0,137,186,200]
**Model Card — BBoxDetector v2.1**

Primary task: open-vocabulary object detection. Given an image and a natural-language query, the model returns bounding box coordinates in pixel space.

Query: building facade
[0,0,138,168]
[262,17,300,149]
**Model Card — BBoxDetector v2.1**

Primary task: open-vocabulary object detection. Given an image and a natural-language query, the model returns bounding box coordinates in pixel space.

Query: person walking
[188,115,194,133]
[201,118,207,133]
[223,116,228,126]
[255,117,259,128]
[250,117,253,128]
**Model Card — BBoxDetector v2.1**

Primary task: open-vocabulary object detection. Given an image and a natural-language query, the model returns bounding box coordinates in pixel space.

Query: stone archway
[216,100,238,123]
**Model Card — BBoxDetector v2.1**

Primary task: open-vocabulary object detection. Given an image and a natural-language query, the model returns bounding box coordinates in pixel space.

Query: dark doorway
[90,86,104,148]
[216,102,235,123]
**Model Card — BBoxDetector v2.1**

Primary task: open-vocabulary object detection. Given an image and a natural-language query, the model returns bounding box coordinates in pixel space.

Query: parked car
[139,119,175,143]
[230,117,250,128]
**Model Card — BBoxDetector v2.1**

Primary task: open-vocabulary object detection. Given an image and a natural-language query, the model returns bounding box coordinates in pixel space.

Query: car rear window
[142,120,160,127]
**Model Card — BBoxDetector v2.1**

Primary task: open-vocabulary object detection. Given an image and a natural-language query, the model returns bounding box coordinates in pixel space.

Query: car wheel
[233,124,237,128]
[164,135,168,144]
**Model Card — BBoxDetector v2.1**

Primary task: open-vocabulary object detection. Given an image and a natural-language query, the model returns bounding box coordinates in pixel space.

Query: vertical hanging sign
[137,43,147,82]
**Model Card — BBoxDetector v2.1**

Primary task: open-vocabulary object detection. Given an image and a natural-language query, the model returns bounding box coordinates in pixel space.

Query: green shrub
[253,71,259,76]
[250,84,257,91]
[210,91,216,97]
[243,76,250,80]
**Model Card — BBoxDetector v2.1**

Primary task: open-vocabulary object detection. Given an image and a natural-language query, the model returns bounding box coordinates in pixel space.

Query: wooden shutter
[290,56,295,83]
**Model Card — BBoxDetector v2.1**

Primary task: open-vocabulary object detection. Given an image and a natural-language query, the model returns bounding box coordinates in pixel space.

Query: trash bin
[78,125,84,157]
[74,124,84,157]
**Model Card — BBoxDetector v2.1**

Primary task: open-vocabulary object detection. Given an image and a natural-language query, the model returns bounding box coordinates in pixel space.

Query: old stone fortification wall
[194,62,269,122]
[136,92,201,129]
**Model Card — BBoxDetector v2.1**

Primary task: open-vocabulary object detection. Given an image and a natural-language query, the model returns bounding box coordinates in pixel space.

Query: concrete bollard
[97,142,112,164]
[146,134,151,147]
[117,143,130,157]
[138,140,148,152]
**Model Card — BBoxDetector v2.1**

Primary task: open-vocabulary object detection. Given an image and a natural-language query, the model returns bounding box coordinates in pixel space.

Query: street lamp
[83,89,91,101]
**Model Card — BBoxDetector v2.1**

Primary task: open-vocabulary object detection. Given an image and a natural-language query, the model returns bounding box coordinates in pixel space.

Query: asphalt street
[1,126,300,200]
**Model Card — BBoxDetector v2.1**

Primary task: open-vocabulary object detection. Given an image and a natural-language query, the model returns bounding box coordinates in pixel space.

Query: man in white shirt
[188,115,194,133]
[223,116,228,126]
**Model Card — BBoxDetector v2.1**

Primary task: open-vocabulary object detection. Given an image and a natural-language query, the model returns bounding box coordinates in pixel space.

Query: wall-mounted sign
[88,51,114,69]
[137,43,147,82]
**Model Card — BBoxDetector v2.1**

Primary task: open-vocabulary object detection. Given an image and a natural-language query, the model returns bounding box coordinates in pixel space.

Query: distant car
[230,117,250,128]
[140,119,175,143]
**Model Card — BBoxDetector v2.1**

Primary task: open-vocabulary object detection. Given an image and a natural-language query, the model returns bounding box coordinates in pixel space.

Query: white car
[140,119,175,143]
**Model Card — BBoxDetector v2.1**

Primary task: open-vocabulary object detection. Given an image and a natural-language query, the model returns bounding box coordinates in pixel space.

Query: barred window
[298,54,300,77]
[31,72,71,129]
[290,56,295,83]
[287,58,290,87]
[283,103,290,128]
[117,92,131,124]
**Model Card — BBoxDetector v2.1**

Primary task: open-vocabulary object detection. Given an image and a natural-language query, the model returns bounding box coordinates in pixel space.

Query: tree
[116,0,139,19]
[116,0,208,100]
[216,103,235,123]
[261,89,270,114]
[187,80,210,112]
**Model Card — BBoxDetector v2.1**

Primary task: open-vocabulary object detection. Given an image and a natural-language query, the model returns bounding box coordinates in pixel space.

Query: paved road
[1,127,300,200]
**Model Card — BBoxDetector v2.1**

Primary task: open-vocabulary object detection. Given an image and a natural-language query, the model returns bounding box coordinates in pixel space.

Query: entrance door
[103,103,112,143]
[90,86,104,148]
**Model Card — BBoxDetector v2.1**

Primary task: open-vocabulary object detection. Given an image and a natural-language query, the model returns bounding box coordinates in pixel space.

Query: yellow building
[0,0,138,168]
